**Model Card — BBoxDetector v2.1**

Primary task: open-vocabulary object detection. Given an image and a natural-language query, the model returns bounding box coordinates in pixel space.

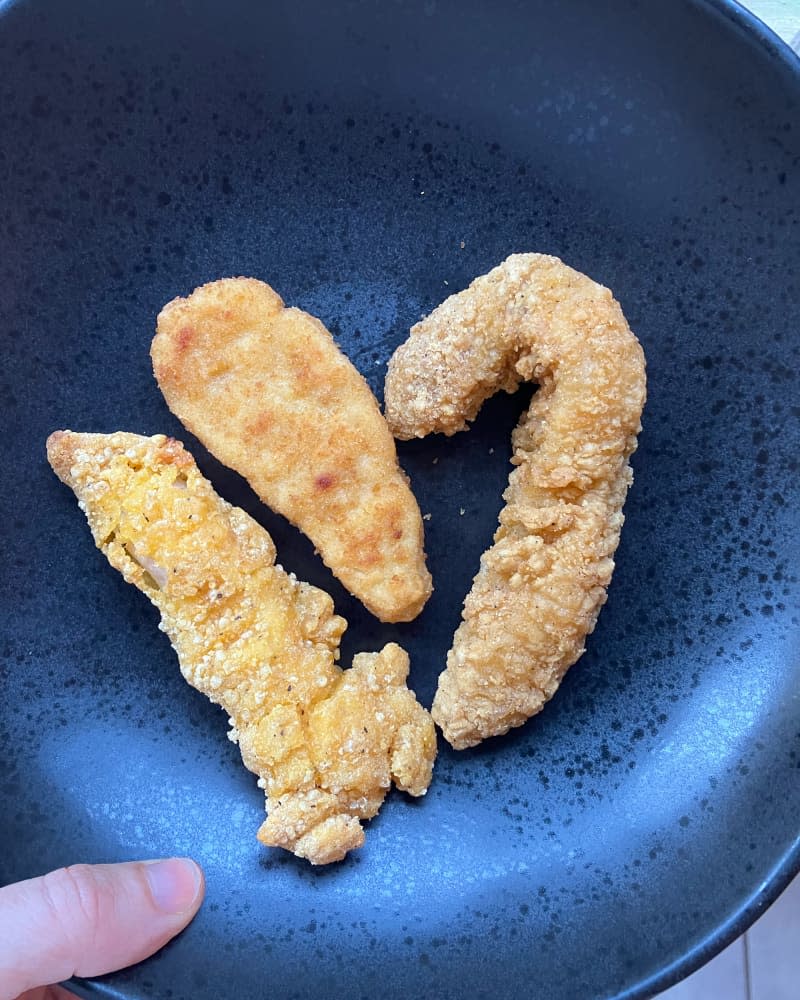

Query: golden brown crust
[151,277,431,623]
[46,430,436,864]
[384,254,646,748]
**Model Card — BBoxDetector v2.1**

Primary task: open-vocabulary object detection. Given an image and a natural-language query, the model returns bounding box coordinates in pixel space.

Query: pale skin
[0,858,204,1000]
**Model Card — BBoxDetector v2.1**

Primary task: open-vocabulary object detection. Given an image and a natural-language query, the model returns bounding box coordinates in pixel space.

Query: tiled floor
[656,3,799,998]
[745,0,800,51]
[657,872,800,999]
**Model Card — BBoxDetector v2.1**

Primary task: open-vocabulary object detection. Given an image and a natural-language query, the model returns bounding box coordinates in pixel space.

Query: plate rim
[625,5,799,994]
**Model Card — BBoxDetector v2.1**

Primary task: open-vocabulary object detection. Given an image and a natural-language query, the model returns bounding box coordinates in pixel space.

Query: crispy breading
[384,254,646,749]
[151,278,431,623]
[46,430,436,863]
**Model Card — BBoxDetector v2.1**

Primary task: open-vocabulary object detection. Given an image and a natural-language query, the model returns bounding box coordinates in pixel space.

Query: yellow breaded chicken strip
[47,431,436,864]
[151,278,431,623]
[385,254,646,749]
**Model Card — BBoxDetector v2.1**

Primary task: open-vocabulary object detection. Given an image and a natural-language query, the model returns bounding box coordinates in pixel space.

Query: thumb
[0,858,204,1000]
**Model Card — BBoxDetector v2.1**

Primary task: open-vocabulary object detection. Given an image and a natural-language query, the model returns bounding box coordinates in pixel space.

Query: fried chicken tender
[384,254,646,749]
[46,430,436,864]
[151,278,431,623]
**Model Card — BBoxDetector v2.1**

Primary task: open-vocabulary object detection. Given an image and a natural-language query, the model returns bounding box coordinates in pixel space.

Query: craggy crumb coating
[151,277,431,623]
[385,254,646,749]
[47,430,436,863]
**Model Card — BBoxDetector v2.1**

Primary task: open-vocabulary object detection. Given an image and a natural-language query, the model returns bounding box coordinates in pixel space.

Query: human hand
[0,858,204,1000]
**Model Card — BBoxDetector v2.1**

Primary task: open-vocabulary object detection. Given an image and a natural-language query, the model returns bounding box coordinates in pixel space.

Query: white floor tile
[656,937,747,1000]
[747,873,800,1000]
[742,1,800,47]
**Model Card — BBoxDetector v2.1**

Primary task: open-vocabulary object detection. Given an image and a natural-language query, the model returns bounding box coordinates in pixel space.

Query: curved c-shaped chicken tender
[384,254,646,749]
[47,431,436,863]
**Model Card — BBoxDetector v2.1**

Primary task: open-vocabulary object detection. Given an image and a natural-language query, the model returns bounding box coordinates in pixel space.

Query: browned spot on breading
[247,412,273,436]
[177,325,194,351]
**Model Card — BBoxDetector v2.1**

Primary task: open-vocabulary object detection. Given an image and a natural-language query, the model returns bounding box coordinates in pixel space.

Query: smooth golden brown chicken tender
[151,277,431,623]
[384,254,646,749]
[47,430,436,864]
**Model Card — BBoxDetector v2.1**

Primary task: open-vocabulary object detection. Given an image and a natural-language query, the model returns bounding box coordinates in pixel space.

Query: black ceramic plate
[1,1,798,997]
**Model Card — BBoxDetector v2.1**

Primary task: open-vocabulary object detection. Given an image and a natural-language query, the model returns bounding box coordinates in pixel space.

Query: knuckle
[42,864,106,951]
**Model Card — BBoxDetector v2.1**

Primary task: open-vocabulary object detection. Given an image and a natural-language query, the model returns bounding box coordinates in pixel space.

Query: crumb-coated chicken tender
[151,278,431,623]
[46,430,436,864]
[384,254,646,749]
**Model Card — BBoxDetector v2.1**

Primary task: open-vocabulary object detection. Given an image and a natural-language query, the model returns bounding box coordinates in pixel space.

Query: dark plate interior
[1,1,798,998]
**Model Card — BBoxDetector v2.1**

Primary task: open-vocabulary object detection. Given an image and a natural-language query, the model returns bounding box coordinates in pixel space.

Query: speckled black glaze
[0,0,798,997]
